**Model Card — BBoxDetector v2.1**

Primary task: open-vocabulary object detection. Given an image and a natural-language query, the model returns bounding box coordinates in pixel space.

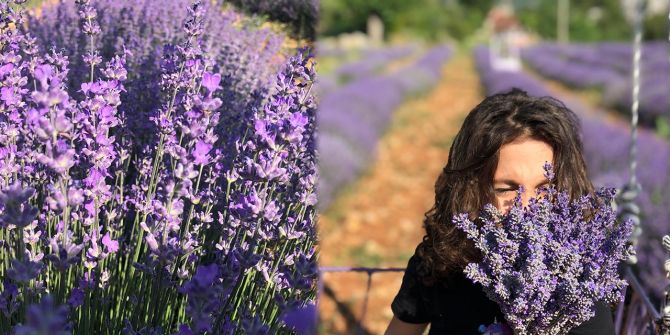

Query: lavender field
[317,44,452,210]
[522,42,670,128]
[5,0,669,333]
[0,0,317,333]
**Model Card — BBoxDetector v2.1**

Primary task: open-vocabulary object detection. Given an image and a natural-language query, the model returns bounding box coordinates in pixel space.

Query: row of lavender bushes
[522,42,670,127]
[474,46,670,306]
[333,45,417,84]
[317,45,452,210]
[0,0,317,334]
[315,45,418,99]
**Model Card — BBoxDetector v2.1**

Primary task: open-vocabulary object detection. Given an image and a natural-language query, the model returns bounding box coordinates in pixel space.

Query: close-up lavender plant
[454,163,634,335]
[0,0,318,334]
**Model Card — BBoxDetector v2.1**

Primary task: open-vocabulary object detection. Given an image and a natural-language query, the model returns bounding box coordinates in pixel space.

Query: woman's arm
[384,315,429,335]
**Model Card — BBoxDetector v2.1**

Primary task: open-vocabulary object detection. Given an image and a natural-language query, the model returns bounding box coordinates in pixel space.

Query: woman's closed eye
[494,186,547,195]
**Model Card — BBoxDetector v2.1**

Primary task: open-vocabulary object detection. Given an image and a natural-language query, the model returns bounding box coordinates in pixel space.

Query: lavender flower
[179,264,222,333]
[13,295,71,335]
[280,301,318,334]
[454,164,633,335]
[0,183,37,228]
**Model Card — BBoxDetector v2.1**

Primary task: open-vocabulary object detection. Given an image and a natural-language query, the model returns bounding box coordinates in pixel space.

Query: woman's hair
[416,88,594,286]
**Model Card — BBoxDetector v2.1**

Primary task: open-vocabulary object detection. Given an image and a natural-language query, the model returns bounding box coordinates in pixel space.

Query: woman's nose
[520,193,530,208]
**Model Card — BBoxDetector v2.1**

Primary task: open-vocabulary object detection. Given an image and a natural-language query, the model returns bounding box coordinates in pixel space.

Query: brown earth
[316,52,484,335]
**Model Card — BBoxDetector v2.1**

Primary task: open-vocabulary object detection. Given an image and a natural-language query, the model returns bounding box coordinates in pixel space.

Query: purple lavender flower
[280,301,317,334]
[13,294,71,335]
[192,140,213,166]
[67,287,85,308]
[7,258,42,283]
[101,232,119,253]
[201,72,221,93]
[0,183,37,228]
[0,279,20,318]
[179,264,222,333]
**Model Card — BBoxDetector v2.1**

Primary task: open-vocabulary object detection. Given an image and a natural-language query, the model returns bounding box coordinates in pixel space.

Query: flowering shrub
[455,164,633,335]
[0,0,317,333]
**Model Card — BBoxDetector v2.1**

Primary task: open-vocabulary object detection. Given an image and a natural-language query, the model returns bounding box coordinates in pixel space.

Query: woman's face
[493,136,553,214]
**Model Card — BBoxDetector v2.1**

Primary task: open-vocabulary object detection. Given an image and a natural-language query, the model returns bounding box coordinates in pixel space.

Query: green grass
[348,244,384,267]
[26,0,43,8]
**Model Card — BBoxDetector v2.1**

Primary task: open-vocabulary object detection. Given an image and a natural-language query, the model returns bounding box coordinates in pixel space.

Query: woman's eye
[494,188,515,194]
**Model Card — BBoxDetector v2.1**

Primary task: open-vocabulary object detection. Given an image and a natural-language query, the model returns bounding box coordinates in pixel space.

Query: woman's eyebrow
[493,179,518,185]
[493,179,550,187]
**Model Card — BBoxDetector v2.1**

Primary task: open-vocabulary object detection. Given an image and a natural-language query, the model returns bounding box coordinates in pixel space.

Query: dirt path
[316,51,484,335]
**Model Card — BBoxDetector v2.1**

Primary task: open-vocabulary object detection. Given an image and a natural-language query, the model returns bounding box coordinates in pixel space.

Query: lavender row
[318,45,452,210]
[334,45,417,84]
[474,46,670,304]
[1,1,317,333]
[316,45,418,99]
[522,42,670,125]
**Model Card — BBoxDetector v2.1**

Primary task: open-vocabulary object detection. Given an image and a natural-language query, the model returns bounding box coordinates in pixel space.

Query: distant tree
[516,0,632,41]
[229,0,319,40]
[319,0,495,42]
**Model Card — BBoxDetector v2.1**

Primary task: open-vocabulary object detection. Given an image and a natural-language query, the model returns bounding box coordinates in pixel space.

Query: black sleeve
[568,300,616,335]
[390,253,432,324]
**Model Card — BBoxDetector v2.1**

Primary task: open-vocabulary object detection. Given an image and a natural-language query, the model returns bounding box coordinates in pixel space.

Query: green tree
[516,0,632,41]
[318,0,494,42]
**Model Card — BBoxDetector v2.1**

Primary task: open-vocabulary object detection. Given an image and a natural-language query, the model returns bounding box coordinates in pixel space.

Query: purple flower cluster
[0,0,317,333]
[522,42,670,126]
[318,45,452,209]
[474,45,670,305]
[455,164,633,334]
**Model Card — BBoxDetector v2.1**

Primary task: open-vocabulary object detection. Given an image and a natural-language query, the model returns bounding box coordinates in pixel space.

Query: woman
[384,89,616,335]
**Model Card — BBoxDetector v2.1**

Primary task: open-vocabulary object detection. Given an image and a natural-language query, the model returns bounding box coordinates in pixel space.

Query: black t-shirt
[391,252,616,335]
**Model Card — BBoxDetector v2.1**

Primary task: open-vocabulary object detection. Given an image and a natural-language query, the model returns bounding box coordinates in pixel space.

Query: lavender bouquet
[0,0,317,334]
[454,163,634,335]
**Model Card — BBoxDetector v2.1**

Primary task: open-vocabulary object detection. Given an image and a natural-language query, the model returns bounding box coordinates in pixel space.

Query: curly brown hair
[415,88,594,287]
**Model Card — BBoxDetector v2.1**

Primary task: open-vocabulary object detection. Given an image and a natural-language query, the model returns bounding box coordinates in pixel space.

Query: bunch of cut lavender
[0,0,318,333]
[454,163,633,335]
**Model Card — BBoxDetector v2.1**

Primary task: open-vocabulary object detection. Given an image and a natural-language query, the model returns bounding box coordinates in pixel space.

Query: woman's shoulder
[403,250,474,291]
[395,249,500,306]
